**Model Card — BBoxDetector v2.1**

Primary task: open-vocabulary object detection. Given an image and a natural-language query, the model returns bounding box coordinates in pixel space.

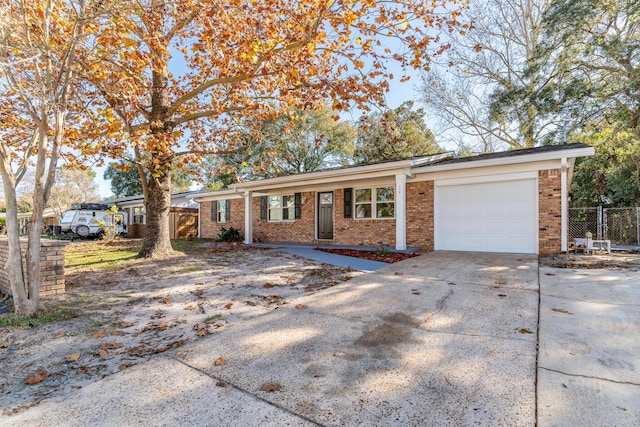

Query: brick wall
[332,188,396,247]
[200,199,246,240]
[538,169,562,255]
[253,191,316,243]
[0,238,67,297]
[406,181,434,251]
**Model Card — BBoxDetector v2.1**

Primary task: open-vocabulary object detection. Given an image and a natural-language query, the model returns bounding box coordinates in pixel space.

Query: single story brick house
[195,143,594,255]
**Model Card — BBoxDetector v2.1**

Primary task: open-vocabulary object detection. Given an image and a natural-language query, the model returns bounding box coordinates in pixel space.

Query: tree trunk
[138,169,174,258]
[0,162,37,316]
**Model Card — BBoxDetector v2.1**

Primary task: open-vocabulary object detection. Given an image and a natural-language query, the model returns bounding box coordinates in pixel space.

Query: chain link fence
[569,207,640,246]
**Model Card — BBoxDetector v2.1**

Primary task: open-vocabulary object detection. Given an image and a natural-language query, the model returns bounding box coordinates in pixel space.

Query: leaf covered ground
[0,240,361,415]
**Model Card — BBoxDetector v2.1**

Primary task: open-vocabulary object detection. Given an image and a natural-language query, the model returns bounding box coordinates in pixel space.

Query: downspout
[561,158,568,253]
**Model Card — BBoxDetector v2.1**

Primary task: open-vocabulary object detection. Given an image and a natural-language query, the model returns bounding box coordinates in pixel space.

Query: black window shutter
[294,193,302,219]
[260,196,267,221]
[226,199,231,221]
[344,188,352,218]
[211,201,216,222]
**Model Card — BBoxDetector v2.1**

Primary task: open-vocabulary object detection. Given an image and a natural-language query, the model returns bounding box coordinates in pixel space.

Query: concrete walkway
[253,243,404,271]
[3,252,638,426]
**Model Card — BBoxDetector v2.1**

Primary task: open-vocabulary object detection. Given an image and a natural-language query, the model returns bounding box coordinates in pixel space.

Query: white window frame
[132,206,146,224]
[354,186,395,219]
[217,200,228,223]
[268,195,295,222]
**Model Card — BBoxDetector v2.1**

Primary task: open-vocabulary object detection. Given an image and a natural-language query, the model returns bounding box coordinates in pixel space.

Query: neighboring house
[0,209,58,235]
[195,144,594,255]
[105,191,199,239]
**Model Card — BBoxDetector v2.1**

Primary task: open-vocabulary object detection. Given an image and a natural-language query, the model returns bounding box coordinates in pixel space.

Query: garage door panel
[435,179,537,254]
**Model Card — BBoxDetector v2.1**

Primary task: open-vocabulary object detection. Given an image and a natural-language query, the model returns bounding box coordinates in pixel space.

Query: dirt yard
[0,241,362,415]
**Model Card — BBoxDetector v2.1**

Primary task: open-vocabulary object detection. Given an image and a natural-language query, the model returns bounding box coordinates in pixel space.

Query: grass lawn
[1,238,210,327]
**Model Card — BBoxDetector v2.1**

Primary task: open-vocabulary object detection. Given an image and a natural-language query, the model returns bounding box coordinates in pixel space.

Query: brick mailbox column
[0,238,67,297]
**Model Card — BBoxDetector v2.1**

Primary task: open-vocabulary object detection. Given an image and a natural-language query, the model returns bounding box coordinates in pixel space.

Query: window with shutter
[343,188,352,218]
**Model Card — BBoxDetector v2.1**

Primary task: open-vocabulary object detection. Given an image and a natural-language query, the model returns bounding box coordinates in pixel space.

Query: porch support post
[395,172,407,251]
[244,191,253,245]
[561,158,568,253]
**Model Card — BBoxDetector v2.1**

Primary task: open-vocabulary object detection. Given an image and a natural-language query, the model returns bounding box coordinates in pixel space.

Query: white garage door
[435,178,538,254]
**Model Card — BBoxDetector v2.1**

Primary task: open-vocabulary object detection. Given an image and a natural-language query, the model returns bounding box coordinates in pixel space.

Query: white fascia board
[412,146,595,175]
[230,169,408,194]
[227,159,430,192]
[193,189,244,202]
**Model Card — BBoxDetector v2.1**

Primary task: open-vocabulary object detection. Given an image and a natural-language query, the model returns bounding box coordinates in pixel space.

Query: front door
[317,192,334,240]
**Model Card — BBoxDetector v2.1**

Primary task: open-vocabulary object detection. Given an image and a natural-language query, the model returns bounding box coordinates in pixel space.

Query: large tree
[104,161,195,197]
[541,0,639,134]
[421,0,565,152]
[0,0,101,315]
[570,125,640,207]
[354,101,441,162]
[80,0,468,258]
[209,105,356,183]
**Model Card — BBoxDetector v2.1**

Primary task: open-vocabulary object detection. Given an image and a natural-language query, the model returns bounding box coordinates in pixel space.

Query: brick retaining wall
[0,238,67,297]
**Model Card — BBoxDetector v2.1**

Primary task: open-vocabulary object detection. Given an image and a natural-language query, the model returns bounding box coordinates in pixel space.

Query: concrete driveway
[3,252,637,426]
[538,262,640,426]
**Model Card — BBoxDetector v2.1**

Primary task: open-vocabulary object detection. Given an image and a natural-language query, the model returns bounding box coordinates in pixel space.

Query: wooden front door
[317,192,334,240]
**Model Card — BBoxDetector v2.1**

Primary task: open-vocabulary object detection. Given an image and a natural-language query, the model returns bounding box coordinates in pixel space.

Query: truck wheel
[97,229,106,240]
[75,225,90,237]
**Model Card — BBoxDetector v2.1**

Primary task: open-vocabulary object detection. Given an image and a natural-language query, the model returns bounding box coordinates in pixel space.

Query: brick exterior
[406,181,435,251]
[253,191,316,243]
[538,169,562,256]
[200,199,246,240]
[332,188,397,247]
[0,238,67,297]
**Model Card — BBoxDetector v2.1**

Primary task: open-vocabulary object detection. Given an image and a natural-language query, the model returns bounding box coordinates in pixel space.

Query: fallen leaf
[411,291,422,295]
[498,294,507,298]
[193,323,201,330]
[295,304,308,310]
[195,282,206,286]
[214,322,224,328]
[159,298,172,306]
[54,331,66,339]
[66,353,81,363]
[184,305,196,311]
[545,272,556,276]
[216,381,227,387]
[25,370,48,385]
[214,357,227,366]
[518,328,534,334]
[495,279,507,285]
[99,349,109,359]
[394,272,404,275]
[0,342,11,348]
[111,330,127,336]
[119,362,133,371]
[224,303,233,310]
[552,308,572,314]
[259,382,282,392]
[101,342,124,350]
[156,322,168,331]
[196,328,209,337]
[76,367,90,374]
[263,283,275,288]
[93,330,107,338]
[116,321,135,328]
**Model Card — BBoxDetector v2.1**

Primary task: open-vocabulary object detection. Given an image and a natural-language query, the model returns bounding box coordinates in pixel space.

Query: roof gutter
[412,146,595,175]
